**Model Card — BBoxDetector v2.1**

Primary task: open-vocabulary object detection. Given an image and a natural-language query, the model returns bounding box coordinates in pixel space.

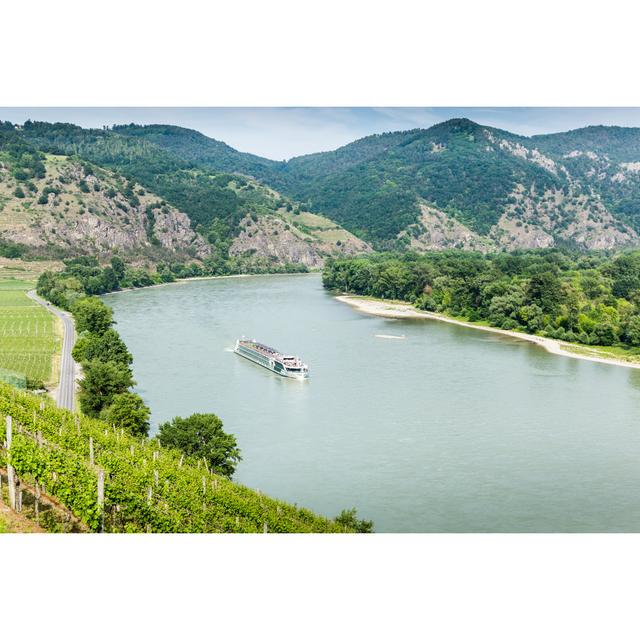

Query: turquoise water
[104,274,640,532]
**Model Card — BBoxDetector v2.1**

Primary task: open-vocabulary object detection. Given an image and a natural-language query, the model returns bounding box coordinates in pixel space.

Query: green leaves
[157,413,241,479]
[0,383,349,533]
[324,248,640,351]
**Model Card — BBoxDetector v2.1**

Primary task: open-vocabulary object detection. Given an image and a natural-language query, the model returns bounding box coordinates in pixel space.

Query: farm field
[0,279,60,384]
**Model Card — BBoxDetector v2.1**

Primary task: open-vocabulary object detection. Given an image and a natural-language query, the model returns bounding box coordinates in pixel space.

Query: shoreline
[336,295,640,371]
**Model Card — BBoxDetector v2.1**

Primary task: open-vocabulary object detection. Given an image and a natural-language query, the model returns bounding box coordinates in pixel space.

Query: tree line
[323,249,640,349]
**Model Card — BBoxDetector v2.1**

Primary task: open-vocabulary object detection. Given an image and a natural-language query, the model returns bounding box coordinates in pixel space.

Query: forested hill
[109,118,640,252]
[0,122,368,270]
[275,119,640,249]
[10,118,640,255]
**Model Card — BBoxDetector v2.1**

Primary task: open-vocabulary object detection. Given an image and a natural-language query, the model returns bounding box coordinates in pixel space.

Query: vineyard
[0,382,350,533]
[0,280,59,383]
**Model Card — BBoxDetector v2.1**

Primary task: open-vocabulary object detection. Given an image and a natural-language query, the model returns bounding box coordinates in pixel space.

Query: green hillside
[0,382,352,533]
[9,117,640,253]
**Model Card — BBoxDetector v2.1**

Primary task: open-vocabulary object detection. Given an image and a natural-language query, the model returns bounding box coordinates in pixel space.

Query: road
[27,290,77,411]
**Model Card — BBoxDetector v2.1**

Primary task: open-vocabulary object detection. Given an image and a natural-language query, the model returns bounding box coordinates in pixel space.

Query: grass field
[0,279,60,384]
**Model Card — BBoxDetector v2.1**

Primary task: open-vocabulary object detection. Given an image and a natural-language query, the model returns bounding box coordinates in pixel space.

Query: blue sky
[2,107,640,161]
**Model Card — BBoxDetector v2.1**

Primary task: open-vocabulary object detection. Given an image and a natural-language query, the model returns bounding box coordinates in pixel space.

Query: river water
[104,274,640,532]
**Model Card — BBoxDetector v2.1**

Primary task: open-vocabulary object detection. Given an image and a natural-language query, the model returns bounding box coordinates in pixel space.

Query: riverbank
[336,295,640,370]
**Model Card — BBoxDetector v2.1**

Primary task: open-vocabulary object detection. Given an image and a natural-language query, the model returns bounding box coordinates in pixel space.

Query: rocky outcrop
[229,213,371,267]
[0,157,209,261]
[399,204,495,252]
[488,185,638,251]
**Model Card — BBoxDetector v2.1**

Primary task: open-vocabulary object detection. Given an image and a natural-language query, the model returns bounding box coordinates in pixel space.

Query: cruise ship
[234,338,309,379]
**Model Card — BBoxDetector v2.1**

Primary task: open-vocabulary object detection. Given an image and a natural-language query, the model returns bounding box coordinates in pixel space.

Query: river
[104,273,640,532]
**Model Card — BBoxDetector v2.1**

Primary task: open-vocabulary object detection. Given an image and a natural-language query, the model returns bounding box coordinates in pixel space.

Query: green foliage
[78,360,134,417]
[0,383,350,532]
[157,413,241,479]
[323,249,640,350]
[72,297,113,335]
[0,239,27,259]
[335,508,374,533]
[72,328,132,367]
[100,391,150,437]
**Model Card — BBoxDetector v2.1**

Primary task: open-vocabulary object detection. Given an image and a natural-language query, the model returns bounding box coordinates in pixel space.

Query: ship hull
[234,343,309,379]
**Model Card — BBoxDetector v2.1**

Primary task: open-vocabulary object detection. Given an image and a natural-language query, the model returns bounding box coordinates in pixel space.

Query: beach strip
[336,295,640,371]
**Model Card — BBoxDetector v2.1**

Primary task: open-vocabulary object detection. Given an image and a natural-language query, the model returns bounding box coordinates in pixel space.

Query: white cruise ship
[234,338,309,379]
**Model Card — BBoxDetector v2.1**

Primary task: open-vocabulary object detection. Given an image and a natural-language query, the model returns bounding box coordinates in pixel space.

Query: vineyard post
[34,481,41,524]
[89,436,94,465]
[97,469,105,533]
[6,415,16,510]
[16,480,22,513]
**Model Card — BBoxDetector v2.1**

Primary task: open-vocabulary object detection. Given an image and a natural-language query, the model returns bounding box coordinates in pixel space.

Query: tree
[73,297,113,335]
[157,413,241,478]
[111,256,126,282]
[72,328,132,366]
[78,360,133,416]
[591,322,618,346]
[100,392,150,437]
[526,271,563,314]
[623,315,640,346]
[335,508,374,533]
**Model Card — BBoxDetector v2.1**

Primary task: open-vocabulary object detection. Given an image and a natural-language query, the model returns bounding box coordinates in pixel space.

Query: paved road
[27,290,76,411]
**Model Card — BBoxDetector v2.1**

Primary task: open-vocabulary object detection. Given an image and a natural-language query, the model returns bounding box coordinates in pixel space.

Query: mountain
[0,123,369,268]
[274,119,640,250]
[87,118,640,252]
[9,117,640,256]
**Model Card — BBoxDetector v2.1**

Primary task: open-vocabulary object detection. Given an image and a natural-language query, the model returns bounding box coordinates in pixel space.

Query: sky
[2,107,640,161]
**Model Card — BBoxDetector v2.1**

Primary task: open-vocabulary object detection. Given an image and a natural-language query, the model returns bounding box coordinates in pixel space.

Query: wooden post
[202,476,207,494]
[179,454,184,468]
[147,487,152,504]
[89,437,94,465]
[6,416,16,510]
[263,521,268,534]
[154,469,159,487]
[16,481,22,513]
[97,469,105,533]
[35,482,41,524]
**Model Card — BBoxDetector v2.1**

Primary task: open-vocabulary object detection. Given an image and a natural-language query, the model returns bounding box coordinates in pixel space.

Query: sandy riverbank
[336,295,640,371]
